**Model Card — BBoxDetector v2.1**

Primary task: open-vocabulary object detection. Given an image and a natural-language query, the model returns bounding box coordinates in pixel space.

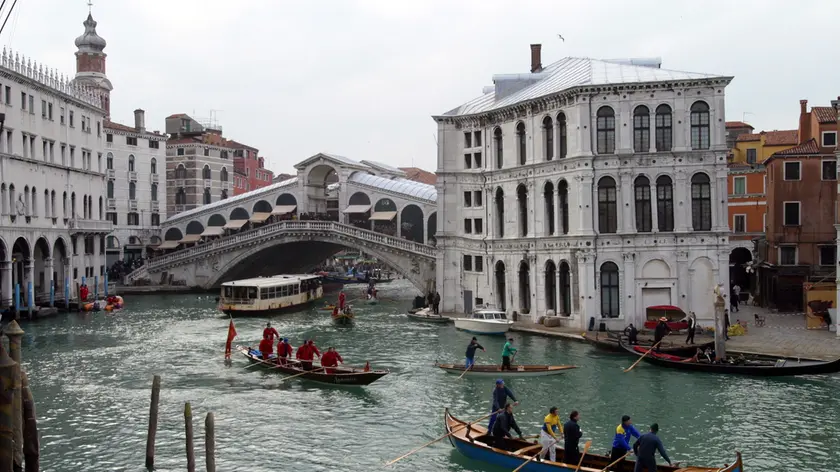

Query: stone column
[45,258,54,307]
[622,252,636,325]
[676,250,690,313]
[576,174,594,234]
[650,183,659,232]
[674,170,690,232]
[619,171,633,233]
[575,250,597,331]
[4,320,24,471]
[64,257,73,301]
[649,111,658,153]
[714,295,727,360]
[0,261,11,309]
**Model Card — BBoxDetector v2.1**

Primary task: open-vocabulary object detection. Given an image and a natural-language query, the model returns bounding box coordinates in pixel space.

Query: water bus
[219,274,323,317]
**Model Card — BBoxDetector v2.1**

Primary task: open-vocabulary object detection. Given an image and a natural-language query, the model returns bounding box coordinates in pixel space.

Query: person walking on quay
[276,338,293,365]
[501,337,517,370]
[490,403,523,447]
[563,410,582,465]
[433,291,441,314]
[465,337,485,369]
[263,322,279,342]
[653,318,670,351]
[685,312,697,345]
[258,332,274,361]
[538,406,562,463]
[624,323,639,345]
[611,415,640,467]
[632,423,671,471]
[729,285,739,312]
[426,291,434,309]
[338,290,346,311]
[487,379,518,432]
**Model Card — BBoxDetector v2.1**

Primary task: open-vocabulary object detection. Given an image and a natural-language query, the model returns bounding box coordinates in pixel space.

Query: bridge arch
[208,214,226,227]
[276,193,297,206]
[230,207,249,221]
[253,200,272,213]
[186,221,204,235]
[427,211,437,244]
[164,228,183,241]
[305,164,339,214]
[372,198,397,235]
[400,204,424,243]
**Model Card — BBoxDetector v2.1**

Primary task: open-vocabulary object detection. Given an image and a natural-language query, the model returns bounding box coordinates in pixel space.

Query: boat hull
[453,318,513,335]
[584,334,714,357]
[221,299,318,317]
[436,363,575,377]
[407,309,449,323]
[239,347,387,386]
[332,314,354,325]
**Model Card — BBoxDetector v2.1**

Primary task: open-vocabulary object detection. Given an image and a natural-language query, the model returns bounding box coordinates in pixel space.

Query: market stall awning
[343,204,371,214]
[157,240,180,250]
[250,212,271,223]
[223,219,248,230]
[201,226,225,237]
[369,211,397,221]
[179,234,202,244]
[271,205,297,215]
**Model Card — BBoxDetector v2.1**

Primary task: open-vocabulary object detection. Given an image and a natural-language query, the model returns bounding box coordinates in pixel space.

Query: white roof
[441,57,729,117]
[222,274,321,288]
[164,177,299,224]
[348,172,437,202]
[359,160,406,177]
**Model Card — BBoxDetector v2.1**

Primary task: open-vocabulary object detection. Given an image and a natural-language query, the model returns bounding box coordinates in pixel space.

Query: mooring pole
[205,412,215,472]
[184,402,195,472]
[5,321,24,471]
[0,342,18,472]
[20,372,39,472]
[144,375,161,471]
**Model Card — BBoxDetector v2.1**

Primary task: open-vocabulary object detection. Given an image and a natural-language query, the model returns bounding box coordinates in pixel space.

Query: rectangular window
[60,144,66,165]
[464,154,472,169]
[474,130,482,147]
[473,190,483,207]
[106,212,117,225]
[820,246,837,266]
[106,133,113,143]
[464,132,472,148]
[733,176,746,195]
[149,140,159,149]
[28,95,33,114]
[20,91,26,110]
[60,107,65,125]
[463,255,472,272]
[733,214,746,233]
[48,102,53,120]
[822,131,837,148]
[779,246,797,265]
[822,160,837,181]
[126,136,138,146]
[177,148,185,156]
[474,218,483,234]
[474,256,484,273]
[204,148,210,156]
[463,218,472,234]
[473,152,482,168]
[41,100,46,118]
[4,86,9,105]
[783,161,801,181]
[69,110,74,127]
[97,121,100,136]
[151,214,160,226]
[463,191,472,207]
[746,148,757,164]
[783,201,800,226]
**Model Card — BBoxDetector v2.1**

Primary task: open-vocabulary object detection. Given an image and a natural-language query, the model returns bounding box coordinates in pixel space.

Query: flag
[224,318,237,359]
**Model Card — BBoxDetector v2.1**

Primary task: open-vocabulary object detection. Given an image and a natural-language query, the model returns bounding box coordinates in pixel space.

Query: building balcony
[129,199,138,211]
[175,179,185,188]
[151,200,159,212]
[68,218,114,234]
[106,198,117,210]
[224,181,232,191]
[204,178,212,189]
[175,204,185,213]
[128,171,137,181]
[105,142,113,149]
[151,173,159,183]
[106,169,115,179]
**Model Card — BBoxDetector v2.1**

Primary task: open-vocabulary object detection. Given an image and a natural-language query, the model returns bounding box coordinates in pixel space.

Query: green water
[16,280,840,471]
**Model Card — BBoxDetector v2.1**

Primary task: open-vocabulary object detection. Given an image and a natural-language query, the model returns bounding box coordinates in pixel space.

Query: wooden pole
[20,372,39,472]
[145,375,161,471]
[599,451,631,472]
[623,339,663,372]
[204,413,215,472]
[0,342,18,472]
[714,295,727,361]
[4,320,24,471]
[574,440,592,472]
[184,402,195,472]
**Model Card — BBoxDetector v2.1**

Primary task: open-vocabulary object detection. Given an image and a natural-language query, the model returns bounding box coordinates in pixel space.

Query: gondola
[583,332,713,357]
[436,363,575,378]
[238,346,388,386]
[445,409,743,472]
[406,308,449,323]
[618,339,840,376]
[332,311,355,324]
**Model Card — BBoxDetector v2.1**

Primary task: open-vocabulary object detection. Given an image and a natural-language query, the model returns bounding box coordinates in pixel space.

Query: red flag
[224,318,237,359]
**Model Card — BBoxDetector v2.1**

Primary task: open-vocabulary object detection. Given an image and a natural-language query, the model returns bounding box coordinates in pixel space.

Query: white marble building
[103,110,167,264]
[433,45,733,330]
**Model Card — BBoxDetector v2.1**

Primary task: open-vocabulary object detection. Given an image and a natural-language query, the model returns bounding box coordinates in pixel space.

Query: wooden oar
[623,340,663,372]
[574,440,593,472]
[457,363,473,380]
[599,451,631,472]
[512,437,557,472]
[385,408,504,466]
[279,366,324,382]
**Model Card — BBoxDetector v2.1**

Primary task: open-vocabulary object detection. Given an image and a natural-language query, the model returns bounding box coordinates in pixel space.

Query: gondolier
[633,423,671,471]
[538,406,562,462]
[487,379,518,433]
[263,322,279,342]
[653,318,670,351]
[611,415,640,466]
[465,337,485,369]
[501,337,517,371]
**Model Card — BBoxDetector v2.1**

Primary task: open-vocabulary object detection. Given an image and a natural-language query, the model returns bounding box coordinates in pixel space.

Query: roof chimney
[798,100,810,144]
[530,44,542,73]
[134,109,146,132]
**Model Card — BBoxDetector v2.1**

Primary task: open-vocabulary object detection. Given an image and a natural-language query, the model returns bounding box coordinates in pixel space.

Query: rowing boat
[619,339,840,376]
[435,363,576,378]
[445,409,743,472]
[583,332,713,357]
[317,303,336,312]
[238,346,388,386]
[406,308,449,323]
[332,311,354,325]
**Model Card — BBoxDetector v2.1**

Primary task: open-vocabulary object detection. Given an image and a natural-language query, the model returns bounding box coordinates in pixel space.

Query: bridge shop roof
[164,177,299,224]
[348,172,437,202]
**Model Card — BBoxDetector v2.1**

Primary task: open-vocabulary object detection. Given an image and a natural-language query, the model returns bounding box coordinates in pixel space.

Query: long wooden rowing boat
[238,346,388,386]
[332,311,354,324]
[435,363,576,378]
[445,409,743,472]
[619,339,840,376]
[583,332,713,357]
[317,303,336,312]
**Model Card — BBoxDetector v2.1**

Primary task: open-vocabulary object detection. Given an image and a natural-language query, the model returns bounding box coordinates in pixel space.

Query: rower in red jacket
[332,305,339,317]
[263,322,279,342]
[276,338,294,365]
[258,333,274,361]
[321,347,344,374]
[296,339,321,370]
[338,291,346,310]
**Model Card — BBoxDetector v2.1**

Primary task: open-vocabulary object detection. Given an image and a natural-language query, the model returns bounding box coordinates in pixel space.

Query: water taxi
[453,308,513,335]
[219,274,323,317]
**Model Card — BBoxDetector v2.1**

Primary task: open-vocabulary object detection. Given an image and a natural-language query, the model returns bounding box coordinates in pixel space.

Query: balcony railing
[175,204,185,212]
[106,198,117,210]
[175,179,185,188]
[128,171,138,181]
[151,174,159,183]
[68,219,114,234]
[106,169,115,179]
[128,200,138,211]
[151,201,159,212]
[204,179,212,189]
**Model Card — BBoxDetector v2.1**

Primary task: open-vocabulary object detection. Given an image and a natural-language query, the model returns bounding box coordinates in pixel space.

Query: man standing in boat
[263,322,279,342]
[501,338,517,370]
[632,423,671,471]
[538,406,562,463]
[258,333,274,361]
[338,290,346,311]
[296,339,321,370]
[276,338,293,365]
[490,403,523,447]
[320,347,344,374]
[487,379,518,432]
[611,415,641,467]
[653,318,670,351]
[563,411,582,465]
[465,337,485,369]
[624,323,639,345]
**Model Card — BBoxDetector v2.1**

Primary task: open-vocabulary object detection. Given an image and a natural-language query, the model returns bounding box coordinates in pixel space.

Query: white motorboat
[453,309,513,335]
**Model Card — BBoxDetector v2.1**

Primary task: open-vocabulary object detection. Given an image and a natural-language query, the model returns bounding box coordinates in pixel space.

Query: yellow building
[730,129,799,164]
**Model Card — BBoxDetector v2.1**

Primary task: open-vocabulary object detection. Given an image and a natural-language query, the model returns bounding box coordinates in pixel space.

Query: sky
[4,0,838,175]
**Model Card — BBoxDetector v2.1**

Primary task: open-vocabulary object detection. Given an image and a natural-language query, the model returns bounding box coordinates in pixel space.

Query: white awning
[223,220,249,230]
[250,212,271,223]
[180,234,202,244]
[369,211,397,221]
[271,205,297,215]
[157,240,180,250]
[201,226,225,237]
[343,204,371,214]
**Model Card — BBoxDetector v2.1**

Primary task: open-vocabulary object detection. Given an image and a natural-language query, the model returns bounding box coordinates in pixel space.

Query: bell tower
[73,4,113,117]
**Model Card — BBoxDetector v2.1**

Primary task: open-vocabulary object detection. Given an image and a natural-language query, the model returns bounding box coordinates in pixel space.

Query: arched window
[71,192,76,218]
[655,105,672,151]
[151,183,158,202]
[129,182,136,200]
[203,165,211,180]
[30,187,36,217]
[107,181,114,199]
[62,191,67,218]
[516,184,528,237]
[494,187,504,238]
[600,262,620,318]
[175,188,186,205]
[557,112,567,158]
[128,155,135,172]
[656,175,674,232]
[596,106,615,154]
[203,188,211,204]
[493,127,504,169]
[542,116,554,161]
[544,182,555,235]
[221,189,228,200]
[633,106,650,152]
[220,167,228,182]
[597,176,617,234]
[690,101,710,150]
[43,189,49,218]
[106,152,113,170]
[634,176,652,232]
[516,122,526,165]
[51,191,56,219]
[558,180,569,234]
[150,158,157,174]
[175,164,186,179]
[691,173,712,230]
[0,184,6,215]
[559,261,571,315]
[23,186,30,216]
[545,260,557,312]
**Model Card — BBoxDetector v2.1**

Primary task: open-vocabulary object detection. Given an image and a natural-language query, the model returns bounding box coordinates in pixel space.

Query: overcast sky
[5,0,838,174]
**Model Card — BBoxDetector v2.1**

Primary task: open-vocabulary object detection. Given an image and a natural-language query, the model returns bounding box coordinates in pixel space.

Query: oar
[599,451,631,472]
[279,366,324,382]
[574,440,593,472]
[512,437,558,472]
[385,408,504,466]
[623,340,663,372]
[457,363,473,380]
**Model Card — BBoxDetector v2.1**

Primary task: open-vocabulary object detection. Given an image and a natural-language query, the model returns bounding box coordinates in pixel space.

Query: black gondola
[619,339,840,376]
[583,332,713,357]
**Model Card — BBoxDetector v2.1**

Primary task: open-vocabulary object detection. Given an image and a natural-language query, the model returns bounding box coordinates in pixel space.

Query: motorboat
[453,308,513,335]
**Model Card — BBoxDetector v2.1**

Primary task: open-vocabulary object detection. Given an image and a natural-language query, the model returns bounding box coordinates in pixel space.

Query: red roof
[772,138,820,156]
[812,107,837,124]
[104,120,165,137]
[763,129,798,146]
[399,167,437,185]
[736,133,760,142]
[726,121,754,129]
[166,113,188,119]
[166,137,201,145]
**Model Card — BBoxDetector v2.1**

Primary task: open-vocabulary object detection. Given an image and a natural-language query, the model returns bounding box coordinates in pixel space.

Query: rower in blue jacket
[611,415,640,466]
[487,379,518,432]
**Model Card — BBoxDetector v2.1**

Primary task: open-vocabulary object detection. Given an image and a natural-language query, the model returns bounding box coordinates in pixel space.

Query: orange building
[727,164,766,240]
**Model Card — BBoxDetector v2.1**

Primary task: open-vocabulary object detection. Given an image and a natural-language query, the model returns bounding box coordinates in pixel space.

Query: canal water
[16,280,840,472]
